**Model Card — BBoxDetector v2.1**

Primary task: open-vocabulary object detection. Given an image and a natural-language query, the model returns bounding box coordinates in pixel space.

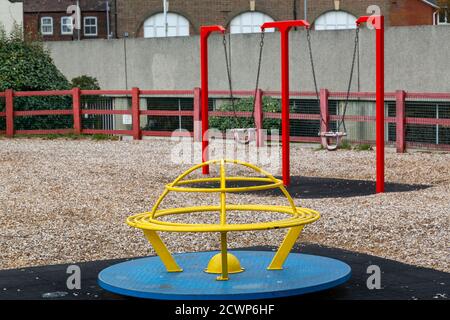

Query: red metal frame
[200,25,226,174]
[14,110,73,116]
[261,20,310,186]
[14,90,72,97]
[72,87,82,134]
[15,129,73,135]
[5,89,14,137]
[131,87,142,140]
[356,15,385,193]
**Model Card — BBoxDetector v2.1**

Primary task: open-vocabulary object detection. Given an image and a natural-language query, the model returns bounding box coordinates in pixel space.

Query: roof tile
[23,0,107,13]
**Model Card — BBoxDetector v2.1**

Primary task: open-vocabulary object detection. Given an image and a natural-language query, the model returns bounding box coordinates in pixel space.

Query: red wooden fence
[1,87,450,152]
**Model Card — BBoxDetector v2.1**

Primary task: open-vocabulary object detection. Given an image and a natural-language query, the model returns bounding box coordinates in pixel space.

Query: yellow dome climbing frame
[127,159,320,281]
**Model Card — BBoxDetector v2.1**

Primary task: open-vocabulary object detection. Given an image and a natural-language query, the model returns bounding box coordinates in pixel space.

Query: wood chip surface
[0,138,448,272]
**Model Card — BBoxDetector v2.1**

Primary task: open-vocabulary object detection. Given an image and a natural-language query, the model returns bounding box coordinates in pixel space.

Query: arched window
[143,12,189,38]
[230,11,275,34]
[314,11,357,30]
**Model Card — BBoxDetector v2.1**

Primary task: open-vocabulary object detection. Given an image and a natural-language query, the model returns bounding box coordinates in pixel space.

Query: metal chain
[223,33,241,128]
[338,27,360,133]
[251,30,265,124]
[306,28,324,128]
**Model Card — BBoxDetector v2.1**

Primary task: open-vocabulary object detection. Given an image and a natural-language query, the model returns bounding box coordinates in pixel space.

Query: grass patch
[339,140,352,150]
[354,143,373,151]
[91,134,119,141]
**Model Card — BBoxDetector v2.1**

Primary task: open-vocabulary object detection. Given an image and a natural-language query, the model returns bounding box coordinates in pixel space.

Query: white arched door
[314,11,357,30]
[144,12,190,38]
[230,11,275,34]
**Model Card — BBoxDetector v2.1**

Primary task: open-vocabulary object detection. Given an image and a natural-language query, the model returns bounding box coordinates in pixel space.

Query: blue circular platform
[98,251,351,300]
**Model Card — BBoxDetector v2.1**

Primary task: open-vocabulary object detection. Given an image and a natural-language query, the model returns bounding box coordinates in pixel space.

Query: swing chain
[339,27,360,133]
[306,28,323,128]
[223,31,265,131]
[223,33,240,128]
[251,30,265,123]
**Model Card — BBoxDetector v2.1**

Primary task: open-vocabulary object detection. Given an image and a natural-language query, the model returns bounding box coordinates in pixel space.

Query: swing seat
[230,128,257,145]
[319,131,347,138]
[318,131,347,151]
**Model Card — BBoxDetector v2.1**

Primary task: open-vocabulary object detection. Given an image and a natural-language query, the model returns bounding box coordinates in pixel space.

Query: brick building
[23,0,110,41]
[18,0,447,41]
[115,0,446,39]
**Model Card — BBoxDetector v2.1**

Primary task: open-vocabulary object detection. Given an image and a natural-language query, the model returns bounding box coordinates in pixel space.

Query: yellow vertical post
[267,226,304,270]
[143,230,182,272]
[217,160,229,281]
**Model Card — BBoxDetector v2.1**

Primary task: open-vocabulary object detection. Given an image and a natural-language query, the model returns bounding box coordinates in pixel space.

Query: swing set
[200,16,385,193]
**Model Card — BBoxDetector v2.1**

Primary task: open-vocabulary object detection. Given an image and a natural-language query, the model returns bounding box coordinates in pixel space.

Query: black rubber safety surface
[228,176,431,199]
[0,244,448,301]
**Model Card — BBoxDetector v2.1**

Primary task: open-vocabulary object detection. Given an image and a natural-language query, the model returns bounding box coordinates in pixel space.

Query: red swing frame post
[356,15,385,193]
[260,20,311,186]
[200,25,226,175]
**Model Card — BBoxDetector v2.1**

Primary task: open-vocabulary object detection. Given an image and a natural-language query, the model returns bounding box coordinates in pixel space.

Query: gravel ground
[0,137,448,272]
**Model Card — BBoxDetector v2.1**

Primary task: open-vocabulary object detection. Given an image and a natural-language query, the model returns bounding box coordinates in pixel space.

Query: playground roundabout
[98,159,353,299]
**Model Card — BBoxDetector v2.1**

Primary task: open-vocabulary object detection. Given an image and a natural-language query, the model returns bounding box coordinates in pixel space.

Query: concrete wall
[45,25,450,93]
[0,0,23,35]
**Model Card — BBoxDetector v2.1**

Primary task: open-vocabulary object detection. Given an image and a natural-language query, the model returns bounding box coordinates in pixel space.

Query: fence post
[72,87,82,135]
[254,89,264,147]
[396,90,406,153]
[319,88,329,148]
[193,87,202,142]
[5,89,14,138]
[131,87,142,140]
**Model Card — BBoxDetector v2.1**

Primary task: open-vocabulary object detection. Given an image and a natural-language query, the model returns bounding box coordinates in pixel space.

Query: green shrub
[0,25,72,131]
[209,97,286,132]
[354,143,373,151]
[71,75,100,90]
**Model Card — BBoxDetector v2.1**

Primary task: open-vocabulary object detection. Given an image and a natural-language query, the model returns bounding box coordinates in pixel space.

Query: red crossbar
[406,117,450,126]
[80,90,131,96]
[81,129,133,135]
[142,130,193,137]
[329,115,397,123]
[209,111,253,117]
[14,90,72,97]
[14,110,73,116]
[406,142,450,151]
[329,92,396,99]
[406,92,450,100]
[81,110,131,115]
[140,110,194,116]
[15,129,74,135]
[140,90,194,95]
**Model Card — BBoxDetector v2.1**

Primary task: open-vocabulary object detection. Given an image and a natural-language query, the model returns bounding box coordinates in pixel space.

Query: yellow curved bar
[127,159,321,279]
[127,205,319,232]
[167,182,284,193]
[174,177,275,185]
